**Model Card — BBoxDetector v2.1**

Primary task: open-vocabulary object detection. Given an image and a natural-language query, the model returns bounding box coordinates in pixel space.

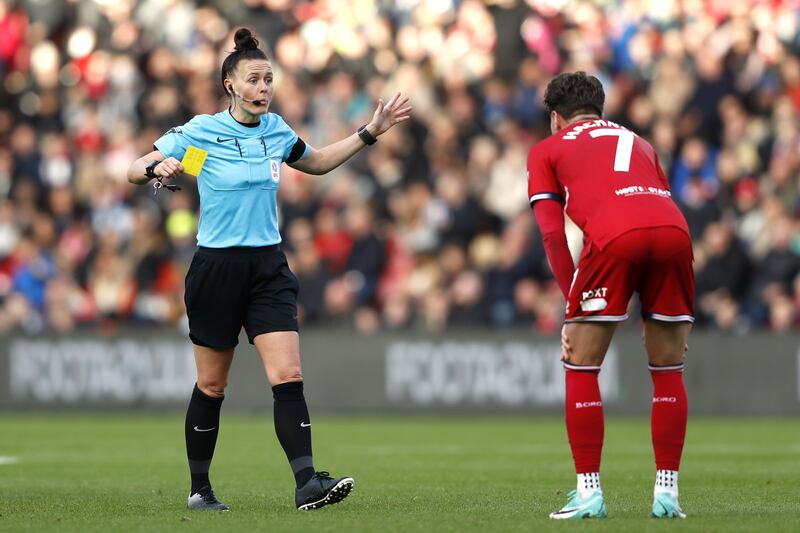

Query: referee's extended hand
[155,157,184,180]
[367,92,412,136]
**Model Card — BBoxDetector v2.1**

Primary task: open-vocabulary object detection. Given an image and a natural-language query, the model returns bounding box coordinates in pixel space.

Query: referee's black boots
[187,486,230,511]
[186,473,354,511]
[295,472,355,510]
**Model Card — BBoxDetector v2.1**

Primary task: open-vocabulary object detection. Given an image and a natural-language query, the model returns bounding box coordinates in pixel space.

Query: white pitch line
[0,456,19,465]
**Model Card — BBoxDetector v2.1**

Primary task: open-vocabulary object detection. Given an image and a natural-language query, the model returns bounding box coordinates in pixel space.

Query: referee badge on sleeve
[270,159,281,183]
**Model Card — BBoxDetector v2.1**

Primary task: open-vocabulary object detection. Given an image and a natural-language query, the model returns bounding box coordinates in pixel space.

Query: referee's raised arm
[288,91,412,175]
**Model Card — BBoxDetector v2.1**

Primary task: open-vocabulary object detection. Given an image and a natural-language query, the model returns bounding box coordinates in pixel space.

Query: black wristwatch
[357,125,377,146]
[144,160,160,179]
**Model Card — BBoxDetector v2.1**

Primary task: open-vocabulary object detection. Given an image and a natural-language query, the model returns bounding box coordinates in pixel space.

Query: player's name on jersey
[562,119,627,140]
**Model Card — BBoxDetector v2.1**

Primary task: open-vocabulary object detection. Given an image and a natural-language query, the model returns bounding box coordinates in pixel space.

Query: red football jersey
[527,119,689,250]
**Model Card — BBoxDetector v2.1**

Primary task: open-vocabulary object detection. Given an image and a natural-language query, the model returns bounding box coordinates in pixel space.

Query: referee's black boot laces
[313,471,332,482]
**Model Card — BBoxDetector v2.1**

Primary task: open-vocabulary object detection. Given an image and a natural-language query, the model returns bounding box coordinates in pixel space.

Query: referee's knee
[197,379,227,398]
[271,366,303,385]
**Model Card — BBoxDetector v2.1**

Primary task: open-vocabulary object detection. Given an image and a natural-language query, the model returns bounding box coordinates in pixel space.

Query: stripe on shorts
[565,314,629,323]
[644,313,695,323]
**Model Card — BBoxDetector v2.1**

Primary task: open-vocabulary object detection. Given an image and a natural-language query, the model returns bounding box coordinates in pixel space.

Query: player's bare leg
[550,322,617,519]
[254,332,354,510]
[186,345,234,510]
[644,320,691,518]
[561,322,618,365]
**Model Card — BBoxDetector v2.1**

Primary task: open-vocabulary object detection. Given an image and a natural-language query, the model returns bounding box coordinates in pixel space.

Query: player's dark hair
[220,28,268,96]
[543,71,605,119]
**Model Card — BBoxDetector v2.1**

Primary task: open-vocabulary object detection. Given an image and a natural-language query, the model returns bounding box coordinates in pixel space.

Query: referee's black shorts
[184,245,299,349]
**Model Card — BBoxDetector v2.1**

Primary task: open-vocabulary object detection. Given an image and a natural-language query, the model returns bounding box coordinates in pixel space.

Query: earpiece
[226,82,262,104]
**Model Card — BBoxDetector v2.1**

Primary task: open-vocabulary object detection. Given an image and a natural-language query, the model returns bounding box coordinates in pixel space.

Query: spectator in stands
[0,0,798,333]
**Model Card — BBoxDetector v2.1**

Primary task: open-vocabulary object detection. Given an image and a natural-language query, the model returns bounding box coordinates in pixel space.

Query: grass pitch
[2,415,799,532]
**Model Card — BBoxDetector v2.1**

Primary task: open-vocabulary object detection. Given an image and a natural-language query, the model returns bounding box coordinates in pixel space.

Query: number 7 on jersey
[589,128,634,172]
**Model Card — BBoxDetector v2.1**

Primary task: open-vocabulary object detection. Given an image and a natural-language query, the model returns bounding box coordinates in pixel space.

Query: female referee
[127,28,411,511]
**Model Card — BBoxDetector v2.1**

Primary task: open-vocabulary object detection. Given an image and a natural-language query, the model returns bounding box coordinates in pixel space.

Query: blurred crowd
[0,0,799,335]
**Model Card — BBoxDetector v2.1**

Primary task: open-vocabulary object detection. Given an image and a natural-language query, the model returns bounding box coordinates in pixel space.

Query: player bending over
[528,72,693,519]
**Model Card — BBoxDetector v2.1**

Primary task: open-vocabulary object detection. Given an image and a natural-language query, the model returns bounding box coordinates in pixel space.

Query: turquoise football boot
[652,492,686,518]
[549,489,608,519]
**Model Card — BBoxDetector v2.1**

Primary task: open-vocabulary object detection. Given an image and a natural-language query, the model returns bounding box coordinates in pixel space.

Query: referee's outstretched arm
[289,92,411,175]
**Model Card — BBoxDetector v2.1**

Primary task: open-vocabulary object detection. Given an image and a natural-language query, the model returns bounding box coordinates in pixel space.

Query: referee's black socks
[272,381,315,488]
[185,383,224,495]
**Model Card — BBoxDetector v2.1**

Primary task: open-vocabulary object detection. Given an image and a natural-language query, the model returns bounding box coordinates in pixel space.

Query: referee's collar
[226,108,263,129]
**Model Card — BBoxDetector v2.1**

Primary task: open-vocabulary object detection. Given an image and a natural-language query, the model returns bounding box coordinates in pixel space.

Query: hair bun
[233,28,259,52]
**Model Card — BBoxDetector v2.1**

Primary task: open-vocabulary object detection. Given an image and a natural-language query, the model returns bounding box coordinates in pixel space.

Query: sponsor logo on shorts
[581,298,608,312]
[582,288,608,300]
[575,401,603,408]
[580,287,608,312]
[653,397,677,403]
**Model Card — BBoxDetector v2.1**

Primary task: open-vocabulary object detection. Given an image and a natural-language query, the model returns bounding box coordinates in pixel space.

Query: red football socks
[564,364,604,473]
[649,363,687,471]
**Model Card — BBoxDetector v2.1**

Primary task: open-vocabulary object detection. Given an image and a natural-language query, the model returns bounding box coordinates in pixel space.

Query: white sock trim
[577,472,602,498]
[655,469,679,496]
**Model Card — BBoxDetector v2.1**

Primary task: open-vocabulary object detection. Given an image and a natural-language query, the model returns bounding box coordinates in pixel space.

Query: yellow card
[181,146,208,177]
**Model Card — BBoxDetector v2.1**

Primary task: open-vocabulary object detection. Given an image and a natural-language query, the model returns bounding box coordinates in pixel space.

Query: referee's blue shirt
[154,110,308,248]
